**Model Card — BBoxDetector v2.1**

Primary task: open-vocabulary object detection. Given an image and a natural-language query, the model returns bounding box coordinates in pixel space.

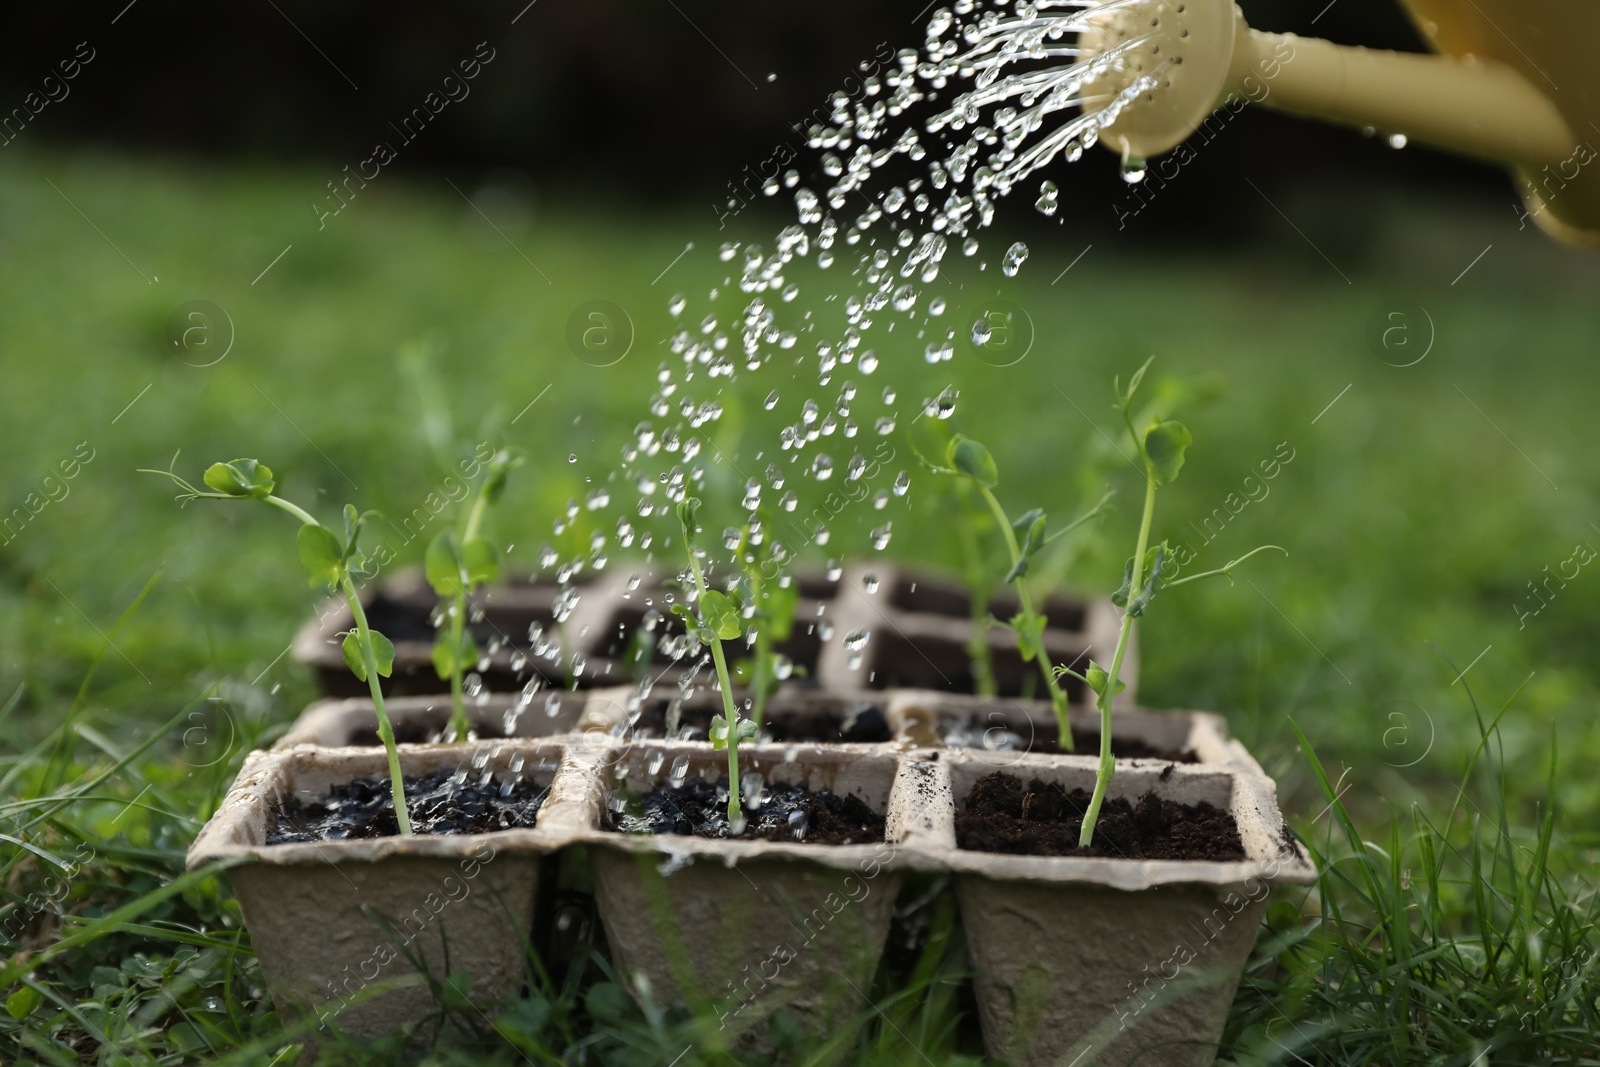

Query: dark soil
[954,772,1245,860]
[605,776,885,845]
[269,769,547,843]
[630,700,891,744]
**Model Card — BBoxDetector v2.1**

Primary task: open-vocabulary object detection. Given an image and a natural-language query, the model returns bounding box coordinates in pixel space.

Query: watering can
[1080,0,1600,246]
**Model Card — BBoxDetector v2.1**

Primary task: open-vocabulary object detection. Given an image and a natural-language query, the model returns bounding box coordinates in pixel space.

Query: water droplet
[1035,179,1059,216]
[893,470,910,497]
[1001,241,1029,277]
[811,454,834,480]
[668,293,686,317]
[1120,154,1148,184]
[764,389,780,410]
[1387,132,1408,149]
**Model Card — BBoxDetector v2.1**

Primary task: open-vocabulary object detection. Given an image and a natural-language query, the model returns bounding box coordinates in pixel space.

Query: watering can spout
[1079,0,1600,246]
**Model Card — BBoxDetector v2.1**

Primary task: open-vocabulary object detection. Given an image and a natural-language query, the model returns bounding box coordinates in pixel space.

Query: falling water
[530,0,1158,712]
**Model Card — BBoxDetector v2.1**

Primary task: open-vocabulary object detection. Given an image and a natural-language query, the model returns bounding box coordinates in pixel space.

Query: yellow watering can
[1080,0,1600,246]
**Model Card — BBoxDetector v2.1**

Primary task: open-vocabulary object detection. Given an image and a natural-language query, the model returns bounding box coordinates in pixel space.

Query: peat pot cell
[886,570,1089,631]
[599,745,895,845]
[893,694,1198,762]
[584,742,906,1049]
[296,571,590,698]
[942,754,1314,1067]
[186,745,568,1043]
[608,691,891,745]
[860,624,1092,703]
[369,572,591,645]
[952,763,1244,861]
[278,692,591,749]
[269,745,563,843]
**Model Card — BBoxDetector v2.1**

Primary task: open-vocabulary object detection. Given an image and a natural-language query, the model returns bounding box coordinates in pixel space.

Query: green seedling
[145,457,415,834]
[674,497,756,830]
[732,512,800,729]
[918,436,1112,749]
[425,449,521,743]
[1053,358,1285,846]
[945,480,1000,697]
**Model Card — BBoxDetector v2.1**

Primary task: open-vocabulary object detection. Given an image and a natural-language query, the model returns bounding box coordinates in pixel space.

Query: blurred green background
[3,143,1598,845]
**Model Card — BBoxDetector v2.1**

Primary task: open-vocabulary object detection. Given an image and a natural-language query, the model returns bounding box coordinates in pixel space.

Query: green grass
[1,147,1598,1063]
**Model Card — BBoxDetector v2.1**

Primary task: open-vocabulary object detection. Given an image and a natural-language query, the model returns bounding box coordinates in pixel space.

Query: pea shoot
[1054,359,1285,846]
[145,457,415,834]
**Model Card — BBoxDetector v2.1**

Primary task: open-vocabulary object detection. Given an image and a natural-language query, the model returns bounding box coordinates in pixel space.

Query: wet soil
[605,776,885,845]
[269,769,547,843]
[954,772,1245,860]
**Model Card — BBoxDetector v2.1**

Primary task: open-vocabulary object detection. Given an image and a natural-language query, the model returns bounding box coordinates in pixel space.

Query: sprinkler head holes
[1078,0,1242,164]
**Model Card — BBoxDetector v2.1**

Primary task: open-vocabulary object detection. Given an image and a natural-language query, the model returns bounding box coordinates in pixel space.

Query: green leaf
[1111,558,1136,607]
[946,435,998,489]
[369,630,395,677]
[481,450,521,505]
[342,630,395,681]
[709,714,757,751]
[462,537,500,587]
[1012,612,1045,663]
[296,523,344,592]
[431,630,477,679]
[1085,661,1128,700]
[1011,508,1045,534]
[676,497,700,542]
[1143,420,1192,484]
[341,632,367,681]
[1120,356,1154,408]
[202,458,274,498]
[1004,510,1050,583]
[698,590,742,641]
[426,531,470,598]
[1126,544,1169,617]
[5,986,40,1020]
[1004,556,1029,584]
[342,504,362,557]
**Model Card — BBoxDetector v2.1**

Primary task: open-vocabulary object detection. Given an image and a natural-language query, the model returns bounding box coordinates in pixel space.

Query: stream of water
[502,0,1163,735]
